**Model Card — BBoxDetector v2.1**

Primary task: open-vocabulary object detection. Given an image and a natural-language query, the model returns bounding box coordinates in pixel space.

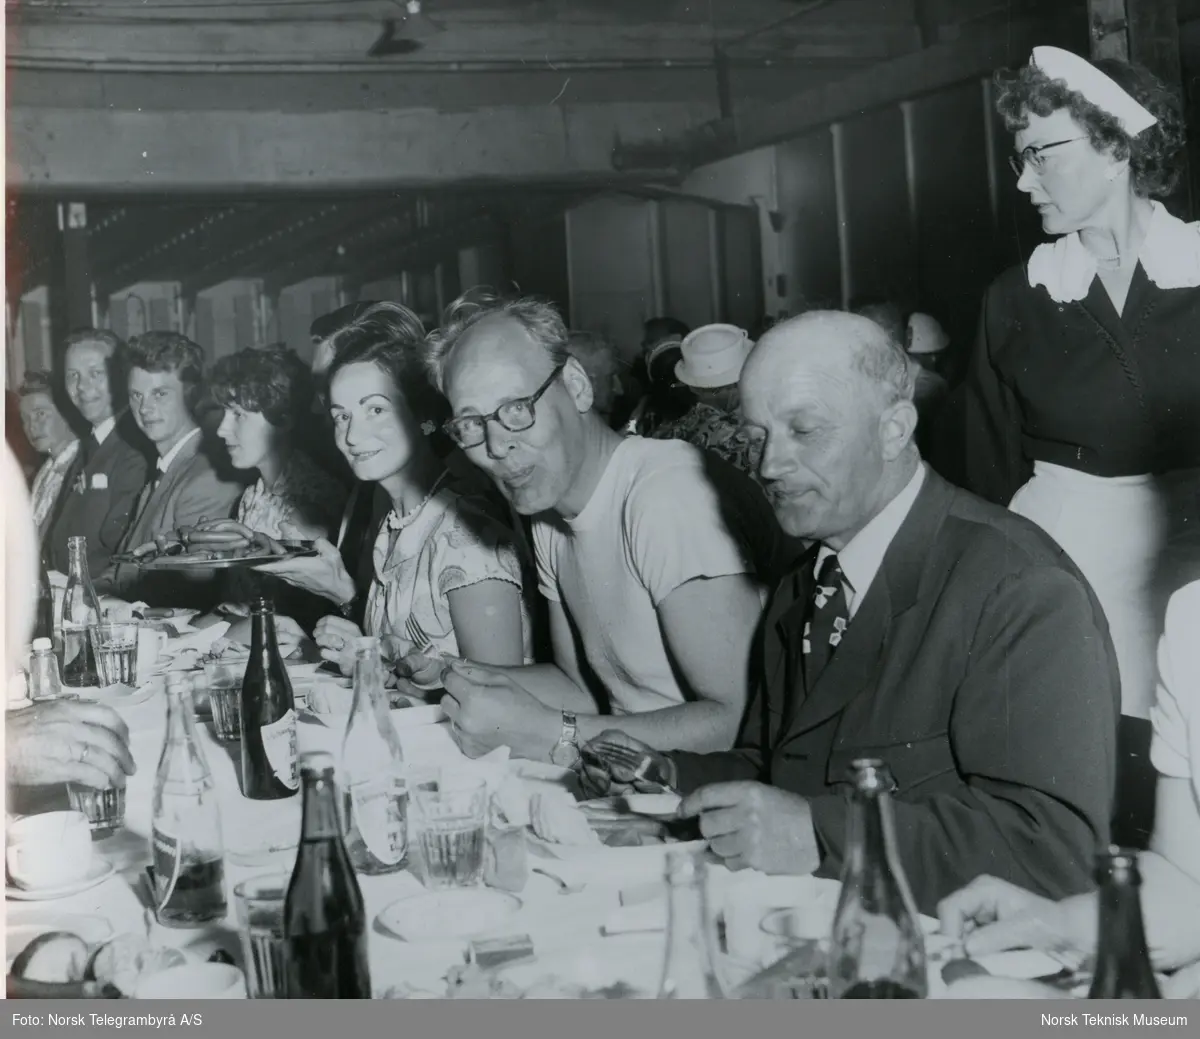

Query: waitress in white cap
[939,47,1200,841]
[650,323,761,477]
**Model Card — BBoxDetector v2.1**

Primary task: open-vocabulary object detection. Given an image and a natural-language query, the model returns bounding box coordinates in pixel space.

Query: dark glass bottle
[282,752,372,999]
[60,536,101,688]
[1088,847,1161,999]
[828,759,927,999]
[239,598,299,801]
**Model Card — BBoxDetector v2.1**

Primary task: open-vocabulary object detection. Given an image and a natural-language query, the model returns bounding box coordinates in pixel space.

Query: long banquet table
[7,627,1046,999]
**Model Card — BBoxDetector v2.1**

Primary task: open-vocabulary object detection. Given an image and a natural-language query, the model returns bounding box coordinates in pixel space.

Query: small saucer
[6,859,116,901]
[377,888,521,943]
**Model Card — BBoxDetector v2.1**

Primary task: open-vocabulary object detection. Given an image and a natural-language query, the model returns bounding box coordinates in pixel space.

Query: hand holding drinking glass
[5,699,135,790]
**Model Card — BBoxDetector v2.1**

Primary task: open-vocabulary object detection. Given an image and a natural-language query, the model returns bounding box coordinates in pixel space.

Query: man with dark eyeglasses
[422,293,783,764]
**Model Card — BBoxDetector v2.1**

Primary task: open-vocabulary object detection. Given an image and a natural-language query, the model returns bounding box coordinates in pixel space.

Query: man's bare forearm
[492,663,601,712]
[573,700,740,754]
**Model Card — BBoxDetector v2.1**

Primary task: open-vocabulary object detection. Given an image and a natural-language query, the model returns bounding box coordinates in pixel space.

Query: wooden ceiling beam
[611,5,1087,174]
[9,101,711,193]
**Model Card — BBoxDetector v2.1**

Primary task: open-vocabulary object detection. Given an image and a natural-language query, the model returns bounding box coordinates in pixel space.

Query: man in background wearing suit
[45,330,151,577]
[98,332,243,609]
[585,311,1120,914]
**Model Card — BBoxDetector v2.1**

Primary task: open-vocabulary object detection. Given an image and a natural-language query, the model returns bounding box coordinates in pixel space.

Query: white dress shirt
[92,415,117,446]
[156,427,201,474]
[814,463,926,619]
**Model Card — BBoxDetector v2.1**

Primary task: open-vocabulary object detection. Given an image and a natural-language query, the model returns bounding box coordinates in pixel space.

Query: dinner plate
[131,547,318,571]
[377,889,522,943]
[6,859,115,901]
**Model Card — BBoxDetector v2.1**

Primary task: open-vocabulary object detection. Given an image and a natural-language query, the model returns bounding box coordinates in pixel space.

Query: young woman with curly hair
[935,47,1200,846]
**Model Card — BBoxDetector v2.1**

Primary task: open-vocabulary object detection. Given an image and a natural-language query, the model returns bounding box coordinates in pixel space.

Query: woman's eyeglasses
[1008,137,1088,177]
[443,364,565,449]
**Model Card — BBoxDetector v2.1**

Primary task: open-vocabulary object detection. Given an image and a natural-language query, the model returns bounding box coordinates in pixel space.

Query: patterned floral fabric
[30,439,80,538]
[650,402,762,477]
[364,473,533,665]
[236,450,346,541]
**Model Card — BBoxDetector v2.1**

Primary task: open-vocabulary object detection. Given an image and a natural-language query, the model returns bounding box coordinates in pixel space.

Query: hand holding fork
[579,729,679,799]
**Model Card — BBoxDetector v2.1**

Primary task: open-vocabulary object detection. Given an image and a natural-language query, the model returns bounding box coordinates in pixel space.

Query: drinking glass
[413,777,488,889]
[66,782,127,838]
[204,662,243,743]
[90,621,140,687]
[234,874,288,999]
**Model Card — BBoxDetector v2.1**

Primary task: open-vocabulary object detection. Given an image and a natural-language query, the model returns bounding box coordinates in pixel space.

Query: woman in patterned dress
[308,316,533,683]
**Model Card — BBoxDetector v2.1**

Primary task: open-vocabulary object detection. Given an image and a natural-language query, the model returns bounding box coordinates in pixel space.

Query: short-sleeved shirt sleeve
[532,520,564,604]
[624,459,758,607]
[431,494,524,598]
[1150,582,1200,786]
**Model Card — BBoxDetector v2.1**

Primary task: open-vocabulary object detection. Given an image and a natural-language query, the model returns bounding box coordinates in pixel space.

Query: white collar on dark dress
[1027,200,1200,303]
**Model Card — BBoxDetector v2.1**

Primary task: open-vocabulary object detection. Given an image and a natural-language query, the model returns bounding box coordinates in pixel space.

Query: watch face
[551,741,581,768]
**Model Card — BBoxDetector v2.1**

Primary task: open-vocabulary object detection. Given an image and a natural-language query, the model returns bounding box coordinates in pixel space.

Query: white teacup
[134,963,247,1000]
[6,811,95,890]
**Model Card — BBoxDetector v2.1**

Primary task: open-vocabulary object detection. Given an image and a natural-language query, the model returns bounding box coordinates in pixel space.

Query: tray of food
[112,520,317,570]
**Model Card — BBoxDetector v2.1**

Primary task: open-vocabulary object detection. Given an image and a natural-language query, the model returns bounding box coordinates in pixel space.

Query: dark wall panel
[909,80,997,352]
[660,198,716,330]
[775,129,841,313]
[839,106,918,311]
[508,210,570,322]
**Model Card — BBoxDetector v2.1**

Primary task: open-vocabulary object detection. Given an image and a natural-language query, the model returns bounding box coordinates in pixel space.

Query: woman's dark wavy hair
[994,57,1186,198]
[324,308,452,441]
[209,344,314,428]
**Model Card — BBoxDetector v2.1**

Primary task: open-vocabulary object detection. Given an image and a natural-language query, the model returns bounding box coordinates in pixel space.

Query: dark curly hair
[125,331,205,409]
[209,345,314,429]
[994,57,1186,198]
[324,308,451,440]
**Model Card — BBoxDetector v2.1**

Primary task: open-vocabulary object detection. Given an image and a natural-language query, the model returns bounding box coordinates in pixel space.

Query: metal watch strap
[551,710,580,766]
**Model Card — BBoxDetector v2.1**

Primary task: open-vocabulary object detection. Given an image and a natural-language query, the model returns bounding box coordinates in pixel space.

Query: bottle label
[261,710,299,791]
[151,827,183,912]
[349,775,406,865]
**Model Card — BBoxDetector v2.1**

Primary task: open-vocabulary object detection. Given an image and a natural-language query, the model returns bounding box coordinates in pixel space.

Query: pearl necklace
[385,470,450,533]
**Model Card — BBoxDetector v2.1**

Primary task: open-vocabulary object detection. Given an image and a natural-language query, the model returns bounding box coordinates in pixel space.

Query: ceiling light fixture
[367,2,444,57]
[399,0,445,40]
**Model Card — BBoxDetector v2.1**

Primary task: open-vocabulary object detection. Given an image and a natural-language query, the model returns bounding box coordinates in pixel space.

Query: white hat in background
[906,313,950,356]
[674,324,753,389]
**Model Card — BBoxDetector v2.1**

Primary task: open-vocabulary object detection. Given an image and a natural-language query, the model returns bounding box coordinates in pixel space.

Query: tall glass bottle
[283,752,372,999]
[1088,847,1161,998]
[240,598,299,801]
[827,759,927,999]
[60,536,101,688]
[657,849,724,998]
[151,673,227,927]
[340,636,408,875]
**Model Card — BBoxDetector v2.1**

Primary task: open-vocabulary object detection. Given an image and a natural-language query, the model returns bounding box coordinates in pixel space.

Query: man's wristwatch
[549,710,582,768]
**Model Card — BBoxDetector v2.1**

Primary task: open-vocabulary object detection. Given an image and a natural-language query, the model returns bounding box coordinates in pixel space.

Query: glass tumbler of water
[234,874,288,998]
[90,621,140,687]
[413,777,488,889]
[67,782,127,839]
[204,662,243,743]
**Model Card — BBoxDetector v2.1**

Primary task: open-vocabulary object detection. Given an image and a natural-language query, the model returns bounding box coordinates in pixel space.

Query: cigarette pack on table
[468,934,535,970]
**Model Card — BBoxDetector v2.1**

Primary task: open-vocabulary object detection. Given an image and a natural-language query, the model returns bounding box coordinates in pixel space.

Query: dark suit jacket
[45,412,152,577]
[672,468,1120,915]
[98,431,245,609]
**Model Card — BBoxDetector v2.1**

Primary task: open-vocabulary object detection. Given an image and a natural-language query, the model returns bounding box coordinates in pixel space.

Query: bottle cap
[250,597,275,614]
[1095,845,1141,881]
[848,758,896,793]
[31,638,52,652]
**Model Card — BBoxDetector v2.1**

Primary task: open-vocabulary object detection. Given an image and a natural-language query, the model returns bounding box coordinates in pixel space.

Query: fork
[403,613,436,656]
[585,740,678,795]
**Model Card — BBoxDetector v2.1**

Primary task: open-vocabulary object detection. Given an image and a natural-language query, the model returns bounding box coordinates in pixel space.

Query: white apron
[1009,462,1200,720]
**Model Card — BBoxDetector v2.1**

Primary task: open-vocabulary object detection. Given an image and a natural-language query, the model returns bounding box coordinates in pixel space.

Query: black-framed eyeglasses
[443,364,566,449]
[1008,137,1088,177]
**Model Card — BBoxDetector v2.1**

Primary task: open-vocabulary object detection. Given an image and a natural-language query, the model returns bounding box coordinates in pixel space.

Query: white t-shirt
[1150,581,1200,835]
[533,437,771,716]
